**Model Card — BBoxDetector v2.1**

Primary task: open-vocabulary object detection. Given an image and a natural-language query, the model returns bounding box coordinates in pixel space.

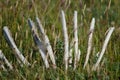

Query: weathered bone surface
[61,10,69,71]
[92,27,115,71]
[73,11,80,70]
[36,17,56,68]
[3,27,30,66]
[0,50,13,70]
[84,18,95,69]
[28,19,50,68]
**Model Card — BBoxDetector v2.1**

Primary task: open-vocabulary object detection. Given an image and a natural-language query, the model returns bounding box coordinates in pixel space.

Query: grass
[0,0,120,79]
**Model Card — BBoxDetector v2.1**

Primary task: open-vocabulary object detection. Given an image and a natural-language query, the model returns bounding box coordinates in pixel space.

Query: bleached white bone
[92,27,115,71]
[84,18,95,69]
[28,19,49,68]
[36,17,56,68]
[61,10,69,71]
[0,50,13,70]
[3,27,30,66]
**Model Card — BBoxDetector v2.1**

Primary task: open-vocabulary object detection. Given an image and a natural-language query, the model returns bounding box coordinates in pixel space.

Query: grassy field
[0,0,120,79]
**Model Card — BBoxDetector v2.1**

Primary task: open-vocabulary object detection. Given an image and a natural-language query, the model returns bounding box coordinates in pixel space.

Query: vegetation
[0,0,120,79]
